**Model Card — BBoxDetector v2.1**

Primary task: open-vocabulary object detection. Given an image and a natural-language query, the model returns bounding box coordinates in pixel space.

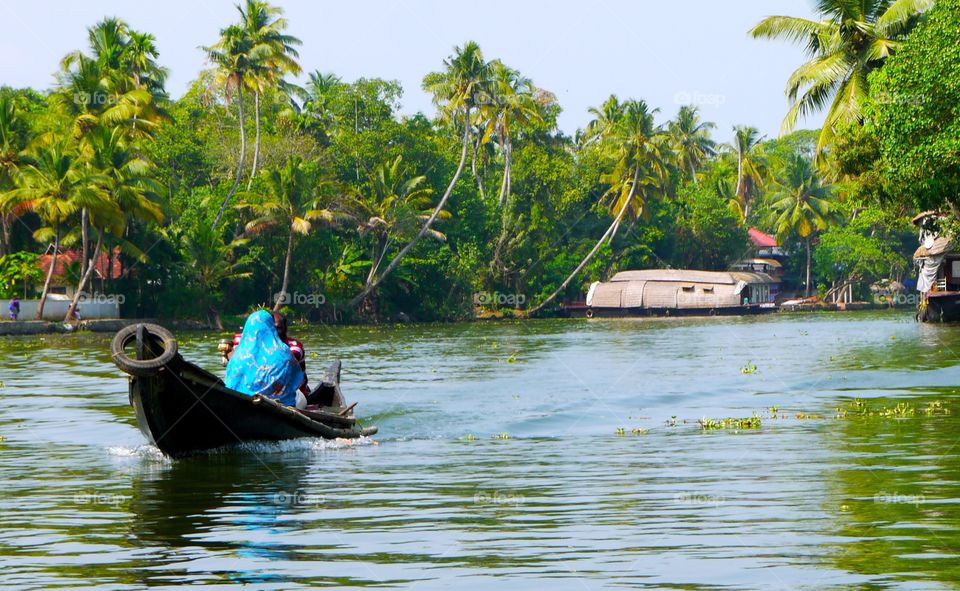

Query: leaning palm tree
[0,140,107,319]
[348,156,445,292]
[530,99,669,315]
[240,156,337,311]
[667,105,716,185]
[750,0,934,155]
[766,154,836,296]
[349,41,489,308]
[205,24,253,228]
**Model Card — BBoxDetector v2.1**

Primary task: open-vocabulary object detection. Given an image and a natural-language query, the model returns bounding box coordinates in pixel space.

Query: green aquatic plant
[492,432,510,440]
[835,399,950,419]
[740,361,758,375]
[631,427,649,435]
[460,434,478,441]
[698,415,762,430]
[615,427,626,436]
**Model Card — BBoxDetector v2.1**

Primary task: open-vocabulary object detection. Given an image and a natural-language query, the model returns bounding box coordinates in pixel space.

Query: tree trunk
[805,237,812,298]
[212,83,247,229]
[529,165,641,315]
[274,226,295,312]
[366,234,389,286]
[80,208,89,280]
[349,107,473,308]
[65,229,103,322]
[472,132,485,200]
[690,161,698,186]
[248,91,261,190]
[0,213,9,257]
[496,138,511,207]
[36,230,59,320]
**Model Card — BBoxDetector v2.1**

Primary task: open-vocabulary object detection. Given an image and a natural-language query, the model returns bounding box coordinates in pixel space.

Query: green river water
[0,311,958,589]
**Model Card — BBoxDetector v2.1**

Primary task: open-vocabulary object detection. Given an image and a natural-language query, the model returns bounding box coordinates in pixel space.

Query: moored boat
[572,269,779,318]
[111,323,377,457]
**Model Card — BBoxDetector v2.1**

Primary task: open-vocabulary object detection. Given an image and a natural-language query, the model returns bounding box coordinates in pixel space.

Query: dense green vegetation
[0,0,938,324]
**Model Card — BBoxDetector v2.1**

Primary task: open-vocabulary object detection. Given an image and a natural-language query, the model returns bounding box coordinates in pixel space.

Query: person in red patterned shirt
[221,312,310,398]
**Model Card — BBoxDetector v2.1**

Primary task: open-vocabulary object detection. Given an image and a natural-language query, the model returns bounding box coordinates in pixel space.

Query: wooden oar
[338,401,358,417]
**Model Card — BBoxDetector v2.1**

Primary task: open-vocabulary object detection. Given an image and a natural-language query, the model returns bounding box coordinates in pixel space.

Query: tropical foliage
[0,1,930,324]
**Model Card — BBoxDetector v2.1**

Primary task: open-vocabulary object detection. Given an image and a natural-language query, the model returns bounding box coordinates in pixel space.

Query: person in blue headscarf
[225,310,305,408]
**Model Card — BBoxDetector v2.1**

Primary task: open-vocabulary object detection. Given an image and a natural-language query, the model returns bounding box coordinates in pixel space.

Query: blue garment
[225,310,304,406]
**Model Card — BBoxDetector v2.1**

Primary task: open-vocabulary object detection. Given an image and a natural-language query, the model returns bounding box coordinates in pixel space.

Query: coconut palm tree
[0,96,26,256]
[63,127,164,322]
[0,140,108,319]
[530,99,669,315]
[726,125,766,223]
[205,24,253,228]
[750,0,934,155]
[349,41,489,308]
[240,156,337,311]
[767,154,836,296]
[173,223,251,329]
[486,61,542,207]
[348,156,444,292]
[235,0,301,186]
[667,105,716,185]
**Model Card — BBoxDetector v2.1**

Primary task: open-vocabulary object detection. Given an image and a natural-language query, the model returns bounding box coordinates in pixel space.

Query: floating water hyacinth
[698,415,761,430]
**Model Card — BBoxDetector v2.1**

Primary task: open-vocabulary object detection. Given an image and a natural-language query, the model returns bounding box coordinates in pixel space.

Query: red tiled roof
[38,248,122,280]
[748,228,778,248]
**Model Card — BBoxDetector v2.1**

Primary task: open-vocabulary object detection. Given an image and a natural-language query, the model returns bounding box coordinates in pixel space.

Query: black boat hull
[115,324,376,457]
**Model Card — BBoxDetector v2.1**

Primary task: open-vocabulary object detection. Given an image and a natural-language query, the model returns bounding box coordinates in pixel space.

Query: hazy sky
[0,0,820,143]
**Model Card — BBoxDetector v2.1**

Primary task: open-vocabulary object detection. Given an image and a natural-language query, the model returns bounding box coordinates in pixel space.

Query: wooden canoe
[111,323,377,457]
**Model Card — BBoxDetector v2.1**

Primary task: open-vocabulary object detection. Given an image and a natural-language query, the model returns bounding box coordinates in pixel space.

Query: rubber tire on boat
[585,308,594,318]
[111,323,178,376]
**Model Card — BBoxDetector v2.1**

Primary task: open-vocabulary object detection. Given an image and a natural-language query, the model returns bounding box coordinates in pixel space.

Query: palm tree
[235,0,302,186]
[205,24,253,228]
[487,61,542,207]
[750,0,934,155]
[349,41,489,308]
[766,154,836,296]
[726,125,765,223]
[0,96,26,256]
[348,156,444,292]
[64,127,164,322]
[530,99,669,315]
[0,141,107,319]
[667,105,716,185]
[581,94,624,147]
[292,71,343,142]
[173,223,251,329]
[241,156,336,311]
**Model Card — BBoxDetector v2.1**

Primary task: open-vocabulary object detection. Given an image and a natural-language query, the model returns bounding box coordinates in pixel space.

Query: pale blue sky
[0,0,819,143]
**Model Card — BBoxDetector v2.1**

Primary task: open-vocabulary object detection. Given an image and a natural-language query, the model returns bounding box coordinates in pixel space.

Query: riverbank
[0,303,919,336]
[0,318,210,336]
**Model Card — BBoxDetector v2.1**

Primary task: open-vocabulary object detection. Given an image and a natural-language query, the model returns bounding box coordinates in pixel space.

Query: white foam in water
[107,437,376,460]
[107,444,173,463]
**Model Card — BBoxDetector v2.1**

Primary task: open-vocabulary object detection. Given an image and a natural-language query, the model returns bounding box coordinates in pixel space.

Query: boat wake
[107,436,377,460]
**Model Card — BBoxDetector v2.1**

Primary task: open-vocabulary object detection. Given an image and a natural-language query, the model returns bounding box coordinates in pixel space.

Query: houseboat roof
[608,269,776,285]
[914,236,953,259]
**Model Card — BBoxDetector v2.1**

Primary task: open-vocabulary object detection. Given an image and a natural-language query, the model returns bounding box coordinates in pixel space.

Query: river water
[0,312,958,589]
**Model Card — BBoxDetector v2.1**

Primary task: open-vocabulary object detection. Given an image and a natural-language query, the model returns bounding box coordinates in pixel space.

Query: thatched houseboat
[913,211,960,322]
[577,269,778,318]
